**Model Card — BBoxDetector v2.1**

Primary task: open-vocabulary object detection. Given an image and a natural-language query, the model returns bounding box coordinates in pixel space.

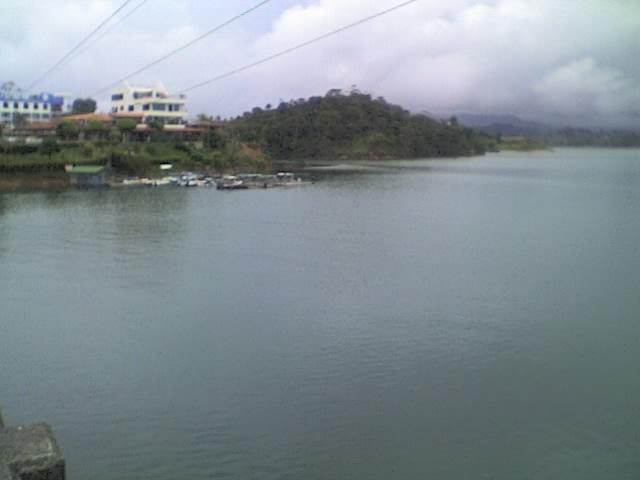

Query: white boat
[275,172,311,186]
[216,175,248,190]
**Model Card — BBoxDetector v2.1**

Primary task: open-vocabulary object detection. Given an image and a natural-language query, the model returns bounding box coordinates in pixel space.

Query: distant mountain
[452,113,640,147]
[454,114,555,136]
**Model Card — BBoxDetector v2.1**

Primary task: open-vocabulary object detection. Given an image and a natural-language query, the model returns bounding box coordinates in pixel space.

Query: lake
[1,148,639,479]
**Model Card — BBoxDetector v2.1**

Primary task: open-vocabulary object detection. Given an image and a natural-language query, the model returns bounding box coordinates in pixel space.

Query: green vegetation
[0,126,270,176]
[547,128,640,147]
[231,90,493,160]
[497,136,548,151]
[39,137,59,160]
[1,90,517,182]
[56,121,79,140]
[71,98,97,114]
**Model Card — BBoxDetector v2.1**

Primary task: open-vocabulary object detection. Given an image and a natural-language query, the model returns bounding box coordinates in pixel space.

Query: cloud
[1,0,639,126]
[239,0,640,126]
[533,58,640,117]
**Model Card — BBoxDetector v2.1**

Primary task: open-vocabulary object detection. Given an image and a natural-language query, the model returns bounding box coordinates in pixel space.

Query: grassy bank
[497,136,549,151]
[0,139,271,180]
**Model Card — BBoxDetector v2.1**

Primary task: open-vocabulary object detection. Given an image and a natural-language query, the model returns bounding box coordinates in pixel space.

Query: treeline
[546,128,640,147]
[229,90,493,160]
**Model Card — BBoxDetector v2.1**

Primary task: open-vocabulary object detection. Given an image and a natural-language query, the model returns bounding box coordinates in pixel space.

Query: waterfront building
[110,81,187,126]
[65,165,107,187]
[0,92,72,128]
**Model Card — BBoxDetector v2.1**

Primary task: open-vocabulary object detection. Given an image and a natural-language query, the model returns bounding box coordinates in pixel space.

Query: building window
[128,105,134,112]
[13,102,18,109]
[2,102,7,108]
[34,103,39,110]
[42,114,50,119]
[119,106,124,111]
[33,114,41,120]
[1,112,9,118]
[133,91,152,99]
[23,102,29,109]
[152,103,166,111]
[111,94,124,101]
[111,107,117,113]
[142,104,150,111]
[43,104,49,110]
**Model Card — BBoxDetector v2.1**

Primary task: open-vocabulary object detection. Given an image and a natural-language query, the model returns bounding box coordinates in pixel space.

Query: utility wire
[67,0,152,65]
[27,0,135,91]
[91,0,273,97]
[179,0,421,94]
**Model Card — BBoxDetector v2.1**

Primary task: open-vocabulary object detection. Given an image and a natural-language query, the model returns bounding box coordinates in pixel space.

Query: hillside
[455,114,640,147]
[230,91,493,160]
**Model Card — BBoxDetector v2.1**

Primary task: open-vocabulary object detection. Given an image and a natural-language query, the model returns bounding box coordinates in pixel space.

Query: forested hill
[229,90,492,160]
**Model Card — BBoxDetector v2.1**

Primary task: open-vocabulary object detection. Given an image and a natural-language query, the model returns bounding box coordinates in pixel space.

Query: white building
[111,81,187,125]
[0,92,72,128]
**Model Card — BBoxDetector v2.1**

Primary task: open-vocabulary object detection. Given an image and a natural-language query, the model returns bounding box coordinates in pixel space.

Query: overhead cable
[27,0,135,90]
[91,0,274,96]
[179,0,421,94]
[67,0,152,65]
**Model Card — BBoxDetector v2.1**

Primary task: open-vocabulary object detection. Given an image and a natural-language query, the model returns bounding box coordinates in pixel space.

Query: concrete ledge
[0,419,65,480]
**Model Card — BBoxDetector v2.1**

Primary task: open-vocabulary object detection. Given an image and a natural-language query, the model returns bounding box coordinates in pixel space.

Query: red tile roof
[61,113,113,122]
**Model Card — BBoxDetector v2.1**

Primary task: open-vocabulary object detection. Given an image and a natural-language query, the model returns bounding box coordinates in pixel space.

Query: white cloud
[1,0,639,126]
[533,58,640,116]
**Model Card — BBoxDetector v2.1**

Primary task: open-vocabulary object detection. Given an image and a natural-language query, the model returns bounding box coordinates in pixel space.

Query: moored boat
[216,175,248,190]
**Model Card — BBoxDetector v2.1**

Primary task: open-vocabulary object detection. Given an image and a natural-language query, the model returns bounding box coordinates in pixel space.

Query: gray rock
[0,422,65,480]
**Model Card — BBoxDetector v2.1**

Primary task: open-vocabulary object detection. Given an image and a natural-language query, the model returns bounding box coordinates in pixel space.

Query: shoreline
[0,173,69,193]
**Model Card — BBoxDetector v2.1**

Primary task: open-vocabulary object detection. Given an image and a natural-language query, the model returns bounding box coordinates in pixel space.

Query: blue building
[0,91,72,128]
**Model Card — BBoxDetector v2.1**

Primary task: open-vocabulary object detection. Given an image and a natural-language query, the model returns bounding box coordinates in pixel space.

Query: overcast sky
[1,0,639,127]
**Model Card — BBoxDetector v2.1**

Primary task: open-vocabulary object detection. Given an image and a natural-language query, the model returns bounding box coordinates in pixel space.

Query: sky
[1,0,639,127]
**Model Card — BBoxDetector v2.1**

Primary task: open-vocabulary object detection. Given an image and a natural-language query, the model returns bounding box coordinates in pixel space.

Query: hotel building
[110,81,188,125]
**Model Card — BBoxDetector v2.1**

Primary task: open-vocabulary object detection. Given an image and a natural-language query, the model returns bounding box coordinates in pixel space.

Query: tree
[109,127,121,145]
[1,81,17,97]
[39,137,59,160]
[204,126,227,150]
[72,98,97,114]
[147,120,165,142]
[56,121,79,140]
[72,98,96,114]
[87,120,105,132]
[116,118,137,143]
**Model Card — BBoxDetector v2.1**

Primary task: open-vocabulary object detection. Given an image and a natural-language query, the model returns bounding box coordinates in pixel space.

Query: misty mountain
[454,114,556,137]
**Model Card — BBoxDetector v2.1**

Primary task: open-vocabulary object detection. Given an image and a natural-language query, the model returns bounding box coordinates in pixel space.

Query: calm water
[1,148,639,479]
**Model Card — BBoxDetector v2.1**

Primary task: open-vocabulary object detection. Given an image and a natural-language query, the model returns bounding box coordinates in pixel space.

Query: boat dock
[108,172,311,190]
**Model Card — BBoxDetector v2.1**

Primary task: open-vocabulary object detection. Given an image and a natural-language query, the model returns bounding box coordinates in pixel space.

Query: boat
[274,172,312,186]
[151,177,172,187]
[178,172,199,187]
[216,175,248,190]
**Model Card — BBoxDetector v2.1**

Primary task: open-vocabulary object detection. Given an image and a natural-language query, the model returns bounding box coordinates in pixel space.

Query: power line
[27,0,135,91]
[91,0,273,97]
[179,0,421,95]
[67,0,152,66]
